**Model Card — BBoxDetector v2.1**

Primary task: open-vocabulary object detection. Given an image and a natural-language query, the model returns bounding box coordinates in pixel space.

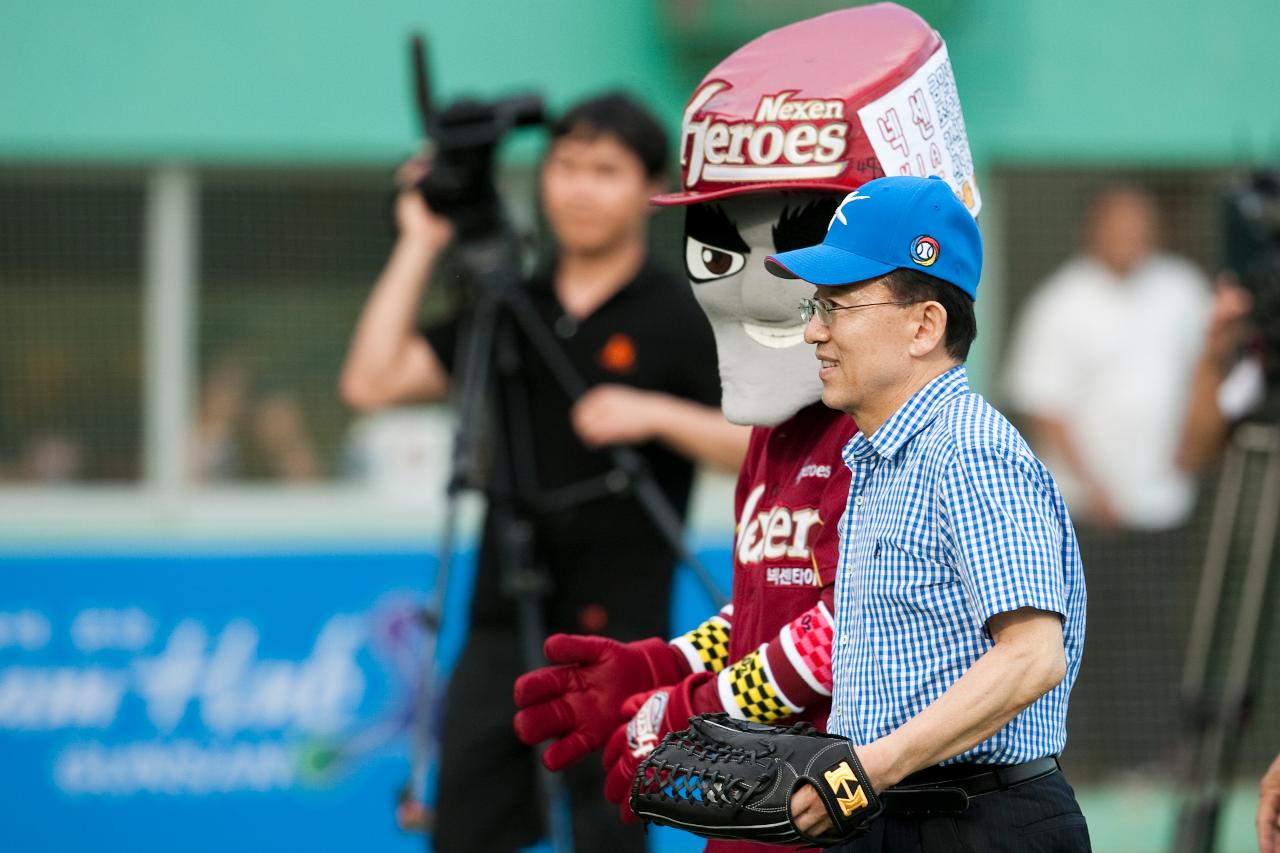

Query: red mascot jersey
[674,402,856,853]
[613,403,856,853]
[724,402,854,724]
[669,402,856,726]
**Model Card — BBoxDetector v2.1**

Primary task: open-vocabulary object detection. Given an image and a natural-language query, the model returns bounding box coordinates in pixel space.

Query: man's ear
[908,301,949,358]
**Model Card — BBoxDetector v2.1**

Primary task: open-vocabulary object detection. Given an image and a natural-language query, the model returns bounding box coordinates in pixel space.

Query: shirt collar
[537,256,655,295]
[842,365,970,464]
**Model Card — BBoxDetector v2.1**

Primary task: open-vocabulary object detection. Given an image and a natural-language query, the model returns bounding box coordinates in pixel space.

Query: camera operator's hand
[1206,273,1253,365]
[572,385,659,448]
[394,157,455,255]
[1175,273,1257,475]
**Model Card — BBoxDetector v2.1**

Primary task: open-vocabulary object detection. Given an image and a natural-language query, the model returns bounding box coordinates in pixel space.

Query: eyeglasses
[798,296,919,325]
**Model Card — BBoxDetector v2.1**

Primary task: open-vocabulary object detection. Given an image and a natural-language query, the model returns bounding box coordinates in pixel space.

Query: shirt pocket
[866,535,959,605]
[865,535,975,661]
[863,537,974,715]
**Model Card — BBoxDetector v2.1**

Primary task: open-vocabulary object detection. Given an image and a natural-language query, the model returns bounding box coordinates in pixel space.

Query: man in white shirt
[1004,185,1213,776]
[1004,186,1210,531]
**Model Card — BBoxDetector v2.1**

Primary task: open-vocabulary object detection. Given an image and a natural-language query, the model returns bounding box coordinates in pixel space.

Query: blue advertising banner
[0,543,731,853]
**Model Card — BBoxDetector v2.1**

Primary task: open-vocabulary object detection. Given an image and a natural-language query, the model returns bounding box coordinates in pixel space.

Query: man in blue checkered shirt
[765,176,1089,851]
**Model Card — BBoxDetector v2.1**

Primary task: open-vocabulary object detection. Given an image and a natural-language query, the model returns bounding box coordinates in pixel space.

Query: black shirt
[422,257,721,634]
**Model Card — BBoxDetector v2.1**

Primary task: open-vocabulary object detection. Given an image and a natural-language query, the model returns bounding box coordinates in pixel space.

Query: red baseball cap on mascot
[653,2,981,216]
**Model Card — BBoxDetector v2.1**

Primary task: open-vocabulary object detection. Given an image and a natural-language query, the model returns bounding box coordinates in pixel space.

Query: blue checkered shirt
[827,366,1085,764]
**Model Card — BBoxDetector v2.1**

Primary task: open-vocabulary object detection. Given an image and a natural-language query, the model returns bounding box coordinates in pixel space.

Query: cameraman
[340,92,748,852]
[1174,255,1280,853]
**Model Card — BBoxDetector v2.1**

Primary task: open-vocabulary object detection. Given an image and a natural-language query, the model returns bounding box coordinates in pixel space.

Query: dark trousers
[830,772,1091,853]
[432,625,648,853]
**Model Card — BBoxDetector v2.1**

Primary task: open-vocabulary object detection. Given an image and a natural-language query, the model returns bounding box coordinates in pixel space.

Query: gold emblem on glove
[824,761,869,817]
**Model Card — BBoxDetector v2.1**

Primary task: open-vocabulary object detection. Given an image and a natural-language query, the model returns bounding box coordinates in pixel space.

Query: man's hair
[882,267,977,362]
[549,92,669,180]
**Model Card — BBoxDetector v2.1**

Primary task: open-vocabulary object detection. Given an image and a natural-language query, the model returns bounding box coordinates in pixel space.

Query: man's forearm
[649,395,750,473]
[863,610,1066,789]
[789,610,1067,838]
[339,237,446,408]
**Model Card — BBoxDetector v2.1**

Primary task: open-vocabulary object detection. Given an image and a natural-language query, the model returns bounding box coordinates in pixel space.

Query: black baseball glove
[630,713,882,847]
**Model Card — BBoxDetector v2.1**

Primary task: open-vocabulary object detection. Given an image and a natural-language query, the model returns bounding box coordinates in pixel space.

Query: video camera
[1223,171,1280,382]
[409,36,544,242]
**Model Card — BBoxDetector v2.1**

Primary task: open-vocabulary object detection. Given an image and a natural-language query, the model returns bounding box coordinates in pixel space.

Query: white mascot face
[684,192,840,426]
[660,6,979,425]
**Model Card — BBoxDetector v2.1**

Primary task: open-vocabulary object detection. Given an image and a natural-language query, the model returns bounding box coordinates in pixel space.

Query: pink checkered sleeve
[764,598,836,714]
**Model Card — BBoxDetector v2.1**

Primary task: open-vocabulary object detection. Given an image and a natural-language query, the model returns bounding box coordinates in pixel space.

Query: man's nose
[803,315,828,344]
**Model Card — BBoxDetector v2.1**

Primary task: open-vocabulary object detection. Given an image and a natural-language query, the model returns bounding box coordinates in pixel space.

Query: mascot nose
[739,263,799,324]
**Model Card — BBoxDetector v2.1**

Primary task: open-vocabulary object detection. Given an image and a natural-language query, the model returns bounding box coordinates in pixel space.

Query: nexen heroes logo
[736,484,822,587]
[681,81,849,188]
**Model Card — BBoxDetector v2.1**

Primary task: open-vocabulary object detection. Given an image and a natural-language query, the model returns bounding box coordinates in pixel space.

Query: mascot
[513,4,981,849]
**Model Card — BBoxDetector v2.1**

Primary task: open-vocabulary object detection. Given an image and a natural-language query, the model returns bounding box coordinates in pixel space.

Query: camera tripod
[437,236,722,853]
[1173,418,1280,853]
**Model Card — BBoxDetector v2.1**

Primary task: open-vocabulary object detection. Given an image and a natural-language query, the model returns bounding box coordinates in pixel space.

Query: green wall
[2,0,1277,165]
[944,0,1280,165]
[0,0,687,163]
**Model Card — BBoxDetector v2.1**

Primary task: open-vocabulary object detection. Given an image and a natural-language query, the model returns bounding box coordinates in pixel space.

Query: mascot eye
[685,237,747,282]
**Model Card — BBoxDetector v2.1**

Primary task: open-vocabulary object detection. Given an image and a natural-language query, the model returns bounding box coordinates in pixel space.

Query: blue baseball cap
[764,175,983,299]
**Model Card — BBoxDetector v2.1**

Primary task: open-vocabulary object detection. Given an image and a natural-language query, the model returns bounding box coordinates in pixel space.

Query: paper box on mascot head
[654,1,981,427]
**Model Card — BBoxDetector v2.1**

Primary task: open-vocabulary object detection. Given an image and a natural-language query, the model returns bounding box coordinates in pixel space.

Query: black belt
[880,756,1060,816]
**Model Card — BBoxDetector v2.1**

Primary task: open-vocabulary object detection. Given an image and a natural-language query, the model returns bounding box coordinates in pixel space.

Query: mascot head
[655,2,981,426]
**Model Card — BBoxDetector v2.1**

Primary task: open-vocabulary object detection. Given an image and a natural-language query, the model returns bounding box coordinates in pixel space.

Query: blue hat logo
[910,235,939,267]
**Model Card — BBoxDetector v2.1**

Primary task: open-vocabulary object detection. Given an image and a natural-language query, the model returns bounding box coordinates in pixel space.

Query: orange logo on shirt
[599,334,637,373]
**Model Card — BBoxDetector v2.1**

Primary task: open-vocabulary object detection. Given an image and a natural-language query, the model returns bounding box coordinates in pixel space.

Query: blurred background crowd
[1,1,1278,852]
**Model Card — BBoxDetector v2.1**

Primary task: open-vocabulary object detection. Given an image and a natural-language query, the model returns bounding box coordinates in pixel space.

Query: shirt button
[842,632,850,643]
[854,495,864,506]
